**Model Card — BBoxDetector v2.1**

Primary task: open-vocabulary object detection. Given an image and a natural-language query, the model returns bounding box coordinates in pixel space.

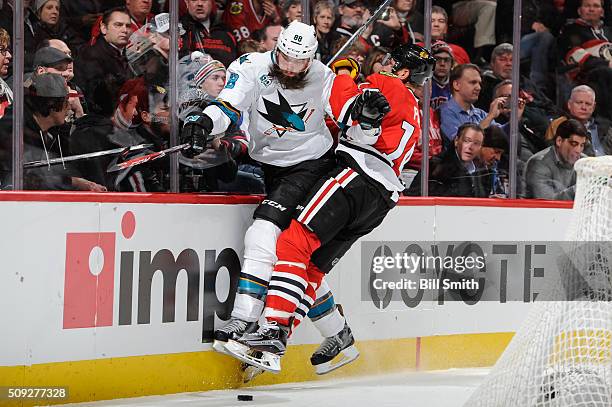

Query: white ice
[58,368,487,407]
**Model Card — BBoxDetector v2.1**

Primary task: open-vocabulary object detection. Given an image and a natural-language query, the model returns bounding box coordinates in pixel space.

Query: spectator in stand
[180,0,237,67]
[32,47,85,121]
[252,24,282,52]
[491,80,540,163]
[60,0,124,41]
[406,123,487,197]
[362,47,393,76]
[368,5,403,49]
[451,0,497,64]
[477,42,562,138]
[562,0,612,24]
[525,118,588,200]
[477,43,512,109]
[559,0,611,59]
[32,0,84,54]
[519,0,563,95]
[0,0,38,59]
[112,79,169,192]
[329,35,367,66]
[333,0,369,45]
[237,38,265,55]
[430,40,454,111]
[393,0,424,43]
[559,0,612,120]
[281,0,302,25]
[42,38,89,115]
[0,28,12,118]
[545,85,612,156]
[222,0,281,43]
[88,0,153,43]
[23,73,106,191]
[176,52,252,193]
[69,77,123,190]
[478,125,511,197]
[439,63,507,142]
[74,7,132,109]
[125,0,155,30]
[313,0,335,63]
[429,5,470,64]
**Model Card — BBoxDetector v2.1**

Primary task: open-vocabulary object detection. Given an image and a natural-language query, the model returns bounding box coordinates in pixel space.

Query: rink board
[0,193,572,405]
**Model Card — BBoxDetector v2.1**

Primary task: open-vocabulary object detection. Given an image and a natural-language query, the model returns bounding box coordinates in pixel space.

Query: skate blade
[314,345,360,375]
[224,340,281,374]
[212,339,230,355]
[242,363,265,383]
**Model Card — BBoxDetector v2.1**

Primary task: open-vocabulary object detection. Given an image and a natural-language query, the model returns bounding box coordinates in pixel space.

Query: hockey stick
[325,0,393,67]
[24,144,153,169]
[106,143,190,173]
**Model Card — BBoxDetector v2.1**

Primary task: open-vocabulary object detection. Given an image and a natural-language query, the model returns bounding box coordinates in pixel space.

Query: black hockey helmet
[390,43,436,86]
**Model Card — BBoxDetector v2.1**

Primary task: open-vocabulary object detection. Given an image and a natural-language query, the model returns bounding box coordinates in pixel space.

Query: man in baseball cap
[32,46,85,121]
[32,46,72,79]
[431,40,454,110]
[23,72,106,191]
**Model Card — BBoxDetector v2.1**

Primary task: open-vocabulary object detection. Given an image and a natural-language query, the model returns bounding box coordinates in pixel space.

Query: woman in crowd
[313,0,335,63]
[33,0,84,55]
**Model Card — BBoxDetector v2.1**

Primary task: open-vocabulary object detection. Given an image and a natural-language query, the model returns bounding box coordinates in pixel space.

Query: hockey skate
[310,321,359,375]
[224,321,288,374]
[241,360,265,383]
[212,317,249,355]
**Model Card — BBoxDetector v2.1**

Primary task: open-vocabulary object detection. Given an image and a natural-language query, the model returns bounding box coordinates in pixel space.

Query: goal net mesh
[466,156,612,406]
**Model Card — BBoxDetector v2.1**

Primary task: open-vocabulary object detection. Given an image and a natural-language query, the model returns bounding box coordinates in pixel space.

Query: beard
[269,64,308,90]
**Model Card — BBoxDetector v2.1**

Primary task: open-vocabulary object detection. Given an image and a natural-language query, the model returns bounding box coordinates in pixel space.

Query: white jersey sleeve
[217,54,259,112]
[203,53,260,135]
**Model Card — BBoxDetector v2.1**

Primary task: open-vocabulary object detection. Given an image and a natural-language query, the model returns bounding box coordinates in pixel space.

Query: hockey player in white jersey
[222,43,435,374]
[182,21,360,376]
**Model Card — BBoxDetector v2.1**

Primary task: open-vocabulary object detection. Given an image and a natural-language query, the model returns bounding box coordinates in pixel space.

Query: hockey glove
[181,113,214,157]
[352,89,391,131]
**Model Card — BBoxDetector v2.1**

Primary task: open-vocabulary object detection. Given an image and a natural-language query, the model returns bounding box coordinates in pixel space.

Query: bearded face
[269,60,309,90]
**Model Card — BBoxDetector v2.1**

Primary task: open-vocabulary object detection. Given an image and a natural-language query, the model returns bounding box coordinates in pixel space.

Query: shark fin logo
[258,91,311,137]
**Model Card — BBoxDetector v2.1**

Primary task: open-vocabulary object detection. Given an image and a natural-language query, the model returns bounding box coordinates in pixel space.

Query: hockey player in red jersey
[223,43,436,373]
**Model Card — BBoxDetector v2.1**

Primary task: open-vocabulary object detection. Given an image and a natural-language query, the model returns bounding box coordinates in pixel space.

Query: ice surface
[58,368,488,407]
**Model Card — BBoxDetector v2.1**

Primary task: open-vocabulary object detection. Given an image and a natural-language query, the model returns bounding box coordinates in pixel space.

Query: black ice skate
[310,322,359,375]
[212,317,249,354]
[224,321,288,373]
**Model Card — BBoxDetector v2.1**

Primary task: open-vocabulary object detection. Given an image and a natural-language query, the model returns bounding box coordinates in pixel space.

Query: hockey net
[466,156,612,407]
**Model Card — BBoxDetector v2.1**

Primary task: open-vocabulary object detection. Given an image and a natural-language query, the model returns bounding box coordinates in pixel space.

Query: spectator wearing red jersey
[222,0,281,43]
[181,0,237,67]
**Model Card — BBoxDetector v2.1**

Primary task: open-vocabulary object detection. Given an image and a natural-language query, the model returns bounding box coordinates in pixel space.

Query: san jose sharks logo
[259,91,313,137]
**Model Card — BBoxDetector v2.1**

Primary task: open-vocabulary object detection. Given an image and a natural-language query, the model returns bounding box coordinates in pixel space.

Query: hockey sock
[309,279,346,338]
[232,219,281,322]
[264,220,322,326]
[290,261,324,334]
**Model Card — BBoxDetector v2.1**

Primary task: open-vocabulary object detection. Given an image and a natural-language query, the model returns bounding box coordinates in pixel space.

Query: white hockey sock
[312,306,345,338]
[231,219,281,322]
[310,280,346,338]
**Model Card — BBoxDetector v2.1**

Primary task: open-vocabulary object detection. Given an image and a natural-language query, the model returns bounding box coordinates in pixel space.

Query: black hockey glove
[181,113,214,157]
[352,89,391,130]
